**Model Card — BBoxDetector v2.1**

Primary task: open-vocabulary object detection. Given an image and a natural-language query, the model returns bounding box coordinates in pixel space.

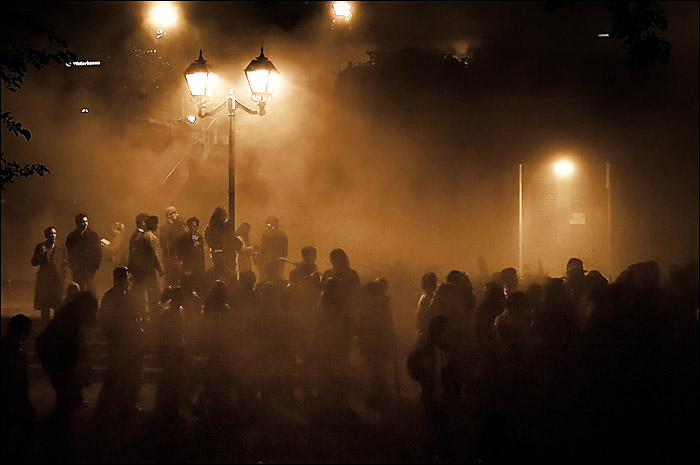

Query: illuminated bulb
[332,2,352,18]
[554,160,574,177]
[186,115,196,124]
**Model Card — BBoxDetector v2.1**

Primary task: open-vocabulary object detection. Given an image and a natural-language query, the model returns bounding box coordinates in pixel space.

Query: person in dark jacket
[1,314,36,462]
[257,216,288,282]
[204,207,241,276]
[128,213,163,323]
[160,206,187,288]
[94,267,144,424]
[176,216,205,293]
[35,291,97,460]
[32,226,68,321]
[65,213,102,297]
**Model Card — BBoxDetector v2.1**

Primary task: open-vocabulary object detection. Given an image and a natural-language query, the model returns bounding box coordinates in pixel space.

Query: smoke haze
[2,1,698,292]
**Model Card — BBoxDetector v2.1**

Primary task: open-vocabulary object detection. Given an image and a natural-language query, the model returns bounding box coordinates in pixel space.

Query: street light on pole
[519,158,612,277]
[183,48,279,228]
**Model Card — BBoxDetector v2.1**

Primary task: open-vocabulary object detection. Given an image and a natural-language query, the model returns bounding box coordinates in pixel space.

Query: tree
[545,0,672,75]
[0,17,76,191]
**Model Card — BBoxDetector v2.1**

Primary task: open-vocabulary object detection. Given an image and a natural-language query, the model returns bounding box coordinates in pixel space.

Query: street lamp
[331,2,353,29]
[518,160,611,277]
[184,48,279,228]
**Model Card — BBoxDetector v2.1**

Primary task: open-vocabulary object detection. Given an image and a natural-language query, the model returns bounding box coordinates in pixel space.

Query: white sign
[66,61,101,67]
[569,212,586,225]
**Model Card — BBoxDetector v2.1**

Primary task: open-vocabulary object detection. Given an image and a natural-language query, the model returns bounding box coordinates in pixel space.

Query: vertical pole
[228,90,236,229]
[606,162,611,275]
[519,163,523,277]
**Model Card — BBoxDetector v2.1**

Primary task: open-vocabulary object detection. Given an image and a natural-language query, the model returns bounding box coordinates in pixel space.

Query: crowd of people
[1,205,698,463]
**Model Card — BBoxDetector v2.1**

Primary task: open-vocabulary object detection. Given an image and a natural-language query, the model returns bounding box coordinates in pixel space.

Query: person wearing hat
[257,216,288,283]
[160,206,187,288]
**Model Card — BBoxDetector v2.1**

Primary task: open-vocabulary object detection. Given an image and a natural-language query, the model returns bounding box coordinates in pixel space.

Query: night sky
[2,1,698,282]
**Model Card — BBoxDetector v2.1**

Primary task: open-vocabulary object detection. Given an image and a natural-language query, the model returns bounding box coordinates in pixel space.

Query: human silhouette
[1,314,36,462]
[35,291,98,461]
[65,213,102,296]
[357,278,398,409]
[31,226,68,321]
[416,272,438,338]
[94,266,144,425]
[256,216,288,282]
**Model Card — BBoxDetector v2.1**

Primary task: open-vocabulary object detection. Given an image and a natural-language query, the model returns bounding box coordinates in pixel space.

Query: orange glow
[151,3,177,26]
[554,160,575,177]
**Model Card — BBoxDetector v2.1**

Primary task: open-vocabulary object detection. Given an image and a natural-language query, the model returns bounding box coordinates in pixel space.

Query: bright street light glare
[151,3,177,26]
[554,160,575,177]
[332,2,352,18]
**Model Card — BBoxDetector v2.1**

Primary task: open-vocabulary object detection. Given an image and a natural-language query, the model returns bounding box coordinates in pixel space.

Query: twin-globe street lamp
[184,48,279,228]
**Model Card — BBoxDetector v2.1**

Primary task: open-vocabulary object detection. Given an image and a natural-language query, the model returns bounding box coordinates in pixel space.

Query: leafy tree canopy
[0,16,77,191]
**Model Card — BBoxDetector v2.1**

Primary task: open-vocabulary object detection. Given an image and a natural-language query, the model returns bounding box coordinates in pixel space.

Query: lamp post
[184,48,279,228]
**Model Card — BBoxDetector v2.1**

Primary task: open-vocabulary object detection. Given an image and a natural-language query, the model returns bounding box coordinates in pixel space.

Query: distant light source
[244,47,279,103]
[597,33,610,38]
[184,50,218,98]
[186,115,196,124]
[332,2,352,17]
[332,2,352,29]
[81,108,89,113]
[554,160,575,177]
[152,3,177,26]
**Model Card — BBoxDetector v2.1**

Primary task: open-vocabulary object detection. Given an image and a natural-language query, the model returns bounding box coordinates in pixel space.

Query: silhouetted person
[202,250,237,302]
[416,272,438,338]
[357,277,398,409]
[235,222,254,276]
[407,315,461,461]
[128,213,163,324]
[104,221,128,267]
[500,267,519,295]
[494,291,533,357]
[253,280,294,402]
[155,286,186,424]
[94,267,144,425]
[257,216,288,282]
[177,216,205,294]
[32,226,68,321]
[194,280,235,419]
[204,206,241,276]
[313,277,355,416]
[476,281,507,348]
[564,257,589,321]
[65,213,102,296]
[1,314,36,462]
[160,206,187,287]
[321,248,361,319]
[287,246,322,381]
[234,269,258,317]
[35,291,98,461]
[444,270,476,389]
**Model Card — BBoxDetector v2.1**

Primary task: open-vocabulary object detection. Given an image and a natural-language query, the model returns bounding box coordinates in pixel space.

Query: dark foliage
[545,0,672,75]
[0,16,77,190]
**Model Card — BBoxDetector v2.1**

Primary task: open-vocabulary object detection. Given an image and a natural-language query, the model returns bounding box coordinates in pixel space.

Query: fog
[2,1,698,291]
